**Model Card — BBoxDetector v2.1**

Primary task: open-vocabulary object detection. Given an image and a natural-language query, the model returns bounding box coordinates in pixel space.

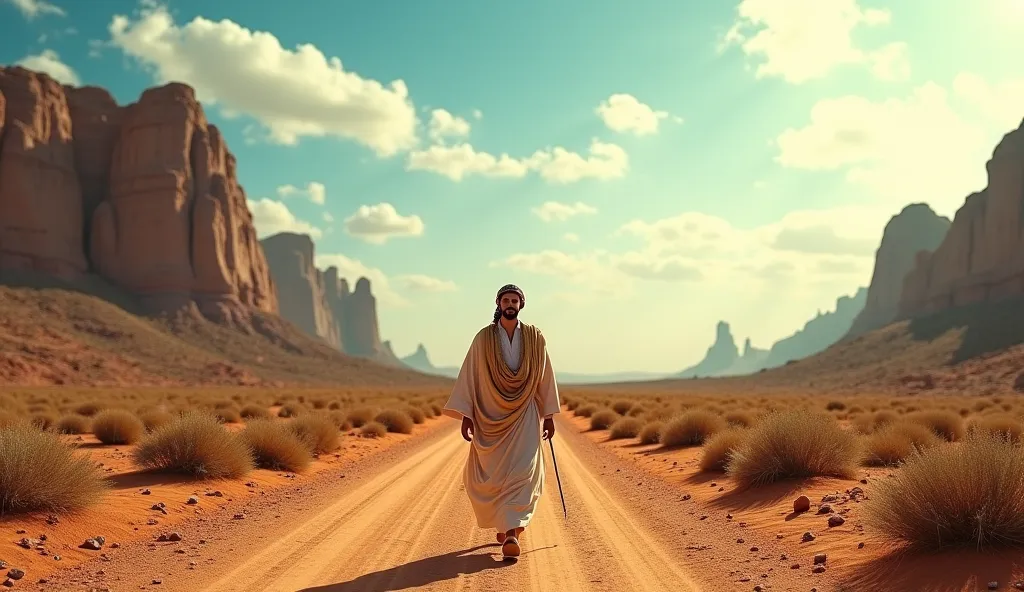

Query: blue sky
[3,0,1024,374]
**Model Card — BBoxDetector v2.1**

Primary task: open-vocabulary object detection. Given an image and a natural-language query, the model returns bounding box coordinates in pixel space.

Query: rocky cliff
[762,287,868,369]
[678,321,740,378]
[260,232,399,365]
[0,66,277,322]
[846,204,950,337]
[899,120,1024,318]
[718,338,769,376]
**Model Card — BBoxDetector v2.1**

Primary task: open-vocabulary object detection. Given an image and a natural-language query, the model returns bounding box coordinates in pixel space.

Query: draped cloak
[442,321,561,532]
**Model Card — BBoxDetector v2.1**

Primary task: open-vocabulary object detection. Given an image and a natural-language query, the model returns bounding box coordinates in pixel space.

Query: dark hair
[492,306,501,324]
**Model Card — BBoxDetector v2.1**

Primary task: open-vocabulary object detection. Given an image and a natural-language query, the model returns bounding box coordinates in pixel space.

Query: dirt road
[197,426,698,592]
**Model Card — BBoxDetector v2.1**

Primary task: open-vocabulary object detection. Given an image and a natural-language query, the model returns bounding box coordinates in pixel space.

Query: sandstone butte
[845,203,951,338]
[261,232,398,364]
[0,65,275,323]
[899,118,1024,318]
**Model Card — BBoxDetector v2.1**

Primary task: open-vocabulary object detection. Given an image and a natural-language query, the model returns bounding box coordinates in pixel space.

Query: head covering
[493,284,525,323]
[495,283,525,308]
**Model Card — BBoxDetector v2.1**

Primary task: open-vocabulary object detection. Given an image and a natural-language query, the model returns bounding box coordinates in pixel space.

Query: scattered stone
[681,494,692,501]
[233,513,245,520]
[80,538,103,551]
[754,586,764,592]
[812,565,826,574]
[776,533,783,539]
[739,576,751,582]
[727,514,733,520]
[187,496,199,505]
[14,530,25,535]
[2,579,12,588]
[45,515,59,526]
[828,515,846,528]
[110,542,121,549]
[737,539,745,544]
[794,495,811,513]
[141,489,152,495]
[750,547,759,552]
[813,553,827,565]
[205,491,223,497]
[860,478,868,484]
[168,532,182,542]
[802,531,816,542]
[791,563,800,569]
[817,504,833,514]
[700,515,708,520]
[858,542,865,549]
[152,579,162,584]
[7,569,24,581]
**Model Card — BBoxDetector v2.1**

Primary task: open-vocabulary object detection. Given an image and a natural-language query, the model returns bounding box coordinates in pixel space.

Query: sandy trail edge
[35,416,700,591]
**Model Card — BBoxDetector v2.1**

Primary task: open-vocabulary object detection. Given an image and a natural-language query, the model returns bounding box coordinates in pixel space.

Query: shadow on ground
[107,469,214,490]
[840,546,1024,592]
[298,544,511,592]
[907,294,1024,364]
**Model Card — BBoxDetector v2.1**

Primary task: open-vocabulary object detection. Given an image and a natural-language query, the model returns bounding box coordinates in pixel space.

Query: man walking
[443,284,561,559]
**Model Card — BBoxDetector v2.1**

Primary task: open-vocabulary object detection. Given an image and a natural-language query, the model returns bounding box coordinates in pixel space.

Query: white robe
[442,321,561,532]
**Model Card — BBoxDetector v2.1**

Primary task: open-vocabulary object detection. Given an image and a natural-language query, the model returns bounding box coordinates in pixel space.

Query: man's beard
[502,307,518,320]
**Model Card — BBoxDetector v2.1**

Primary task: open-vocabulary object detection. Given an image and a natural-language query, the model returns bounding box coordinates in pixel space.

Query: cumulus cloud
[723,0,905,84]
[276,182,326,205]
[774,75,1023,214]
[395,274,457,293]
[531,201,598,222]
[427,109,471,142]
[5,0,65,19]
[16,49,79,84]
[246,198,322,239]
[407,139,628,184]
[107,3,417,155]
[595,94,673,135]
[343,203,424,244]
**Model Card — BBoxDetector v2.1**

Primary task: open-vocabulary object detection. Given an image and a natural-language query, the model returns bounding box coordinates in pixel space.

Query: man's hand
[542,416,555,440]
[461,416,474,442]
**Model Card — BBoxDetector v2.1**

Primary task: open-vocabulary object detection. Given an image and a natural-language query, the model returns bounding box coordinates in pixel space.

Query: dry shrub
[969,414,1024,443]
[0,424,108,515]
[74,402,103,417]
[327,400,343,411]
[133,411,253,479]
[346,407,376,428]
[864,421,941,467]
[589,409,619,431]
[430,403,443,416]
[30,412,58,431]
[328,410,352,431]
[727,410,861,487]
[139,410,174,432]
[240,419,312,472]
[609,417,643,440]
[56,414,90,434]
[574,404,598,418]
[638,421,663,445]
[627,405,647,418]
[699,429,749,472]
[404,406,426,425]
[277,403,304,418]
[289,414,341,454]
[660,411,725,448]
[374,409,414,434]
[854,410,900,434]
[214,407,242,424]
[866,433,1024,549]
[92,409,145,445]
[826,401,846,411]
[611,400,634,415]
[360,421,388,438]
[0,412,25,429]
[566,399,581,411]
[725,411,755,428]
[908,410,965,442]
[235,404,268,421]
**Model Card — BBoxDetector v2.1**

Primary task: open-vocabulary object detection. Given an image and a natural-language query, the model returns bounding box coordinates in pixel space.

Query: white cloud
[491,250,631,298]
[246,198,322,239]
[472,109,483,120]
[595,94,673,136]
[322,212,334,223]
[774,76,1023,215]
[16,49,79,85]
[5,0,65,19]
[532,201,598,223]
[723,0,904,84]
[276,182,326,205]
[407,138,628,183]
[427,109,471,142]
[868,42,911,82]
[108,3,417,156]
[343,203,424,244]
[563,232,580,243]
[395,274,457,293]
[314,253,405,307]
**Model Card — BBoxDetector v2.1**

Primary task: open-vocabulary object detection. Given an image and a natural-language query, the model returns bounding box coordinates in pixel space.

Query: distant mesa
[899,119,1024,319]
[260,231,401,366]
[0,66,277,324]
[846,203,950,338]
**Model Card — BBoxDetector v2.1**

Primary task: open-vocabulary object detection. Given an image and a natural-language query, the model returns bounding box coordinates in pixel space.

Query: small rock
[813,565,826,573]
[141,488,152,495]
[80,538,102,551]
[791,563,801,569]
[737,538,745,544]
[14,530,25,535]
[206,491,223,497]
[2,579,12,588]
[817,504,833,514]
[860,478,868,484]
[749,547,759,552]
[813,553,827,565]
[754,586,764,592]
[187,496,199,505]
[233,513,245,520]
[802,531,816,542]
[152,579,162,584]
[828,515,846,527]
[858,542,865,549]
[794,495,811,513]
[168,532,182,542]
[6,569,24,581]
[681,494,692,501]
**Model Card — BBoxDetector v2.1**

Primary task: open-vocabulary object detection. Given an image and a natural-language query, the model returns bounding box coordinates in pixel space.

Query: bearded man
[442,284,561,559]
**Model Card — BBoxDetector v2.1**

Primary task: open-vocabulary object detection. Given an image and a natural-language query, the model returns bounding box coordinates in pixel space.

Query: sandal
[501,535,521,558]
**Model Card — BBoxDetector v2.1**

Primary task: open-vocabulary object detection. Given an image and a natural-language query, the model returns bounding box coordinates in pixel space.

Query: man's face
[498,293,521,320]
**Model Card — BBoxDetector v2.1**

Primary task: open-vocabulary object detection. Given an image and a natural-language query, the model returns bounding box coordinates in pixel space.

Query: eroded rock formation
[846,204,950,337]
[0,66,277,321]
[899,120,1024,317]
[678,321,739,378]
